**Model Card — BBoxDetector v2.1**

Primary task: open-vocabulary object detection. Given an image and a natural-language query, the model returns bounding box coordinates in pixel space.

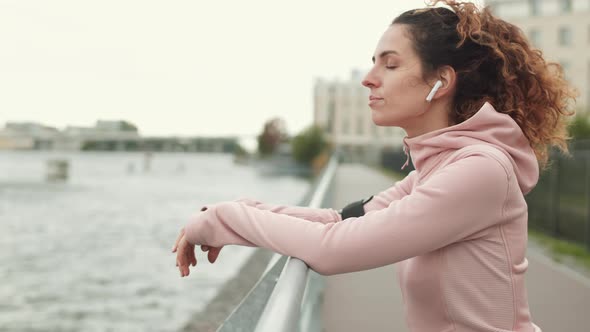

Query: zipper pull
[401,144,410,170]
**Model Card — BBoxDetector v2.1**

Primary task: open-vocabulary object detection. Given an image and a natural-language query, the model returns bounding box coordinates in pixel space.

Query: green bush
[291,125,327,165]
[568,112,590,139]
[233,143,248,157]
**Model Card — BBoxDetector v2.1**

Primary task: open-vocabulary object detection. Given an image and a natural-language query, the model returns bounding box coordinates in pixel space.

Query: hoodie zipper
[402,141,410,170]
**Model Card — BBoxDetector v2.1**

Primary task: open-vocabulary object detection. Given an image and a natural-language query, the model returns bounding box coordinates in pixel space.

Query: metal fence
[526,144,590,250]
[381,141,590,251]
[217,153,339,332]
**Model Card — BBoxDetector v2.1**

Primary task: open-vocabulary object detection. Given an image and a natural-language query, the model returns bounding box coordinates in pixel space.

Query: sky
[0,0,482,138]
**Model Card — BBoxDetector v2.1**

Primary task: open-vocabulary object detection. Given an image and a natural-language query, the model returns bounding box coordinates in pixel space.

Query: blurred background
[1,0,589,331]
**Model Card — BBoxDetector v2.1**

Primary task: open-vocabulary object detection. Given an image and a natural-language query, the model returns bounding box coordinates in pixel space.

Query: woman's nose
[362,71,379,88]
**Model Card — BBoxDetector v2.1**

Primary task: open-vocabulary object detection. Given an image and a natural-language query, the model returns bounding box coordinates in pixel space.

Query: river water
[0,151,309,332]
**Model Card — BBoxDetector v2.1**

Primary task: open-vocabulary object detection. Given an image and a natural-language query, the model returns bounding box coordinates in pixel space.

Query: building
[58,121,140,150]
[487,0,590,112]
[0,122,59,149]
[0,120,238,153]
[95,120,139,132]
[314,70,406,164]
[0,120,140,151]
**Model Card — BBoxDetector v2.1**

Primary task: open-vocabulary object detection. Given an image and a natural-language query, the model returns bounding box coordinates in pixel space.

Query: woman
[173,1,576,331]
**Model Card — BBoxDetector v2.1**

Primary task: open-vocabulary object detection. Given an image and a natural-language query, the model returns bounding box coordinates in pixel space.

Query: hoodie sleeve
[184,154,510,276]
[232,198,342,224]
[230,170,416,223]
[363,170,417,212]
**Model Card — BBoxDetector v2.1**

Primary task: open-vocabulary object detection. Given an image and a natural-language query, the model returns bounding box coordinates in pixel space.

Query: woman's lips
[368,96,383,107]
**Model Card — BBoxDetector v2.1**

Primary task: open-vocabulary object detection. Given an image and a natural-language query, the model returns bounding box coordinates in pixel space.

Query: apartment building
[313,70,406,163]
[488,0,590,112]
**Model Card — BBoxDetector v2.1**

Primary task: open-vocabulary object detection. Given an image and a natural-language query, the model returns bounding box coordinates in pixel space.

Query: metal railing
[217,153,339,332]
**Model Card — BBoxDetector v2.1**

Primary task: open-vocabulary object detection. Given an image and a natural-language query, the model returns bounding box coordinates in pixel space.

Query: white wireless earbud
[425,80,443,102]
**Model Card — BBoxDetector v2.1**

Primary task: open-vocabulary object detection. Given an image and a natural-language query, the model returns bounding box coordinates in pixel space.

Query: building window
[529,28,541,47]
[326,101,335,134]
[560,0,572,13]
[558,26,572,46]
[342,119,350,135]
[530,0,540,16]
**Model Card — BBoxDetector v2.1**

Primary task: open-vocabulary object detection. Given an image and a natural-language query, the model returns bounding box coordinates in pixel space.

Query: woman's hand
[172,228,223,277]
[172,228,196,277]
[200,245,223,265]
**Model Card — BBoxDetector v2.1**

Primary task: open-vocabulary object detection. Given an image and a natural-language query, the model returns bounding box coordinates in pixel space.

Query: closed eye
[385,66,397,69]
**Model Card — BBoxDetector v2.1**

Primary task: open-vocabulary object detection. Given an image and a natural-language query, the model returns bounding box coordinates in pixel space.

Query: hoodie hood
[402,102,539,195]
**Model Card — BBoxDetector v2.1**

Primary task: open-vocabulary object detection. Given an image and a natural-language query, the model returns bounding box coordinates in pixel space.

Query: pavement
[321,163,590,332]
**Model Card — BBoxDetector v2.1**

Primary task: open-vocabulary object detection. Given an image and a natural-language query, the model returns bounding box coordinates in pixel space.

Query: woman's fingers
[188,246,197,267]
[172,228,185,253]
[177,248,186,276]
[208,246,223,264]
[177,253,185,276]
[176,236,193,277]
[175,234,221,276]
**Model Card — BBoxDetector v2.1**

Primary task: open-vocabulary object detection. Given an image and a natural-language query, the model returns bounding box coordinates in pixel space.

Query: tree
[291,125,327,165]
[120,121,138,132]
[233,143,248,157]
[568,112,590,140]
[257,117,287,155]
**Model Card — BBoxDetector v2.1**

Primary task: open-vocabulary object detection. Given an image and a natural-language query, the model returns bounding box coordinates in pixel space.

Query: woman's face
[362,24,434,129]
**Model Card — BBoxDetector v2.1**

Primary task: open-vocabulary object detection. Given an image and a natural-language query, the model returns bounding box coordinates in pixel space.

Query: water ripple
[0,151,309,331]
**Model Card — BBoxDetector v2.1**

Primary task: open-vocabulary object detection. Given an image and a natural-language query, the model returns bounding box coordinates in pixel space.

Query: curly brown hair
[392,0,577,169]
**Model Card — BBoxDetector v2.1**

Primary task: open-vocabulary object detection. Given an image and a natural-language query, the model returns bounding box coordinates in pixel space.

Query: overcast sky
[0,0,482,137]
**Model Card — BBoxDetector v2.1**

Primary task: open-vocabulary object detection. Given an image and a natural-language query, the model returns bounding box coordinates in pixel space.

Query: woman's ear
[433,65,456,100]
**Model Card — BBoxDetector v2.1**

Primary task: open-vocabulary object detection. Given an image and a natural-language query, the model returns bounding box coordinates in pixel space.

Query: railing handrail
[254,153,339,332]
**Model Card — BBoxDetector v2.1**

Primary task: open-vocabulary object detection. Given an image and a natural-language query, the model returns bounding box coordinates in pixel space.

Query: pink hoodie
[184,102,541,332]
